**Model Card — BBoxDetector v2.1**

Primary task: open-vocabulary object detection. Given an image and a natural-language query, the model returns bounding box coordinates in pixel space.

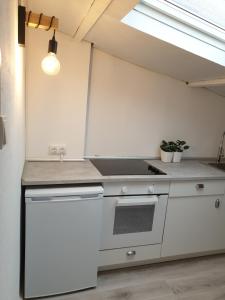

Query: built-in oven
[100,182,169,250]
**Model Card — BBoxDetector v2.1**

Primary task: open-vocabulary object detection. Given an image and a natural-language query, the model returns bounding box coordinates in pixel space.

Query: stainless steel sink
[208,163,225,171]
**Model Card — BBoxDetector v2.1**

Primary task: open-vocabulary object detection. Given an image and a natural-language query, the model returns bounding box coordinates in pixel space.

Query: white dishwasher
[24,185,103,299]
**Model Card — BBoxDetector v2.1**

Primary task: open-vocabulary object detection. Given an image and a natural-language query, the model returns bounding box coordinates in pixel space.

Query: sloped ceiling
[27,0,225,97]
[86,14,225,83]
[85,1,225,97]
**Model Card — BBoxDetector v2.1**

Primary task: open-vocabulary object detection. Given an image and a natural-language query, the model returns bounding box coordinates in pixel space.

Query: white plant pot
[173,152,182,163]
[160,150,173,163]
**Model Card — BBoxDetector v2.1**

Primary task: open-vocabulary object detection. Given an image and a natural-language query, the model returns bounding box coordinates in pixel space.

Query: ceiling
[86,14,225,83]
[27,0,95,36]
[27,0,225,97]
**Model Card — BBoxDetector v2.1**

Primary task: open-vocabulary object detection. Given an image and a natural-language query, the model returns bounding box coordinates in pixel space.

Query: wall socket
[49,144,66,156]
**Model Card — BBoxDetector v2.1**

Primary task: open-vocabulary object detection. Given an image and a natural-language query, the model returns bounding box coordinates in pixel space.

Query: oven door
[100,195,168,250]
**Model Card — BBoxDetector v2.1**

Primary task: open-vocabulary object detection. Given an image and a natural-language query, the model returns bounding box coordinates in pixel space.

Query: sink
[208,163,225,171]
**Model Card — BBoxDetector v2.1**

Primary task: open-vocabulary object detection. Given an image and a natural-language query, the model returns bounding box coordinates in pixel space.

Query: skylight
[122,0,225,67]
[164,0,225,31]
[140,0,225,42]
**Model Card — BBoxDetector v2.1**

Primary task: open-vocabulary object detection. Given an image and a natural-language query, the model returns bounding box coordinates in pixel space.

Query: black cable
[35,13,43,28]
[26,10,32,26]
[46,16,55,31]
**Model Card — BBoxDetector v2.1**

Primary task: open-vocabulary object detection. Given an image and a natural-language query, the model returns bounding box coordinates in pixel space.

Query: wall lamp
[18,5,61,76]
[41,29,60,75]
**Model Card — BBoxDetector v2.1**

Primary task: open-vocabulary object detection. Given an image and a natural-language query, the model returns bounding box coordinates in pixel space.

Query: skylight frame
[164,0,225,32]
[140,0,225,43]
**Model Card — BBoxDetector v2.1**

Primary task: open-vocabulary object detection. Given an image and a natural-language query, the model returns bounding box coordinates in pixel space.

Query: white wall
[85,49,225,158]
[26,28,91,160]
[26,38,225,159]
[0,1,25,300]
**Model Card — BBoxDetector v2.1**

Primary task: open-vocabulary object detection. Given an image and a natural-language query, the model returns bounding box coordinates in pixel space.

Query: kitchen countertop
[148,160,225,180]
[22,160,102,186]
[22,159,225,186]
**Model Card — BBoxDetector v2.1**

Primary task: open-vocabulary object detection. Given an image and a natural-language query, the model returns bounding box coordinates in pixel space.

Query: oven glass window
[113,205,155,235]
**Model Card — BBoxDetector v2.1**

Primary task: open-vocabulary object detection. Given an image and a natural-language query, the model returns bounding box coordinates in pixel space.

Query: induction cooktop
[90,159,166,176]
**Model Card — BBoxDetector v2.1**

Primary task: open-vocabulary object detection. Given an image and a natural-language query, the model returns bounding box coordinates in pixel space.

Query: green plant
[160,140,177,152]
[175,140,190,152]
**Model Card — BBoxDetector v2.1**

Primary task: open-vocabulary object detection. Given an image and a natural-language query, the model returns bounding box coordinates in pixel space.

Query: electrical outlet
[58,144,66,155]
[49,145,58,155]
[49,144,66,156]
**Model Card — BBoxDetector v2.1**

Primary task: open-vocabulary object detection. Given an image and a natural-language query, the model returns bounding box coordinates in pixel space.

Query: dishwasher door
[24,186,103,299]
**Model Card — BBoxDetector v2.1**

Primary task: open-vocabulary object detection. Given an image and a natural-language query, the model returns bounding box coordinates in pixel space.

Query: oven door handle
[116,196,158,207]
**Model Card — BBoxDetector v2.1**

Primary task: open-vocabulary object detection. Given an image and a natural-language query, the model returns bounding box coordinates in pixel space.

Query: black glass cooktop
[90,159,166,176]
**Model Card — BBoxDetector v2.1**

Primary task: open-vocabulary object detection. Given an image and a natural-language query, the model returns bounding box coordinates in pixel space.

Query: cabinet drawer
[170,180,225,197]
[99,244,161,268]
[103,181,169,196]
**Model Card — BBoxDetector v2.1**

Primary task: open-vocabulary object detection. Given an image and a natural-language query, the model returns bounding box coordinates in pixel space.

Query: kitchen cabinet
[161,180,225,257]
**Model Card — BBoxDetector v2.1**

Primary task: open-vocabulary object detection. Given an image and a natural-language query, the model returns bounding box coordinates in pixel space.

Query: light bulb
[41,52,60,76]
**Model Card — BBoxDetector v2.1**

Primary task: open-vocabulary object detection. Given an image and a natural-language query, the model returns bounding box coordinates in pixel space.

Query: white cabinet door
[161,195,225,257]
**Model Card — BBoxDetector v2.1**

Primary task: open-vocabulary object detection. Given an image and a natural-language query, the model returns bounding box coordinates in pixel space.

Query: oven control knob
[121,186,128,194]
[148,185,154,194]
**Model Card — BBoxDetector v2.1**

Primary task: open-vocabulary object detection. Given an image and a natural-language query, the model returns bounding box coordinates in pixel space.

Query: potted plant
[173,140,190,162]
[160,140,176,162]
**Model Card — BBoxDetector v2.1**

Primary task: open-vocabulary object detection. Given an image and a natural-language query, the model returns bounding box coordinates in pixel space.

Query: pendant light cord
[46,16,55,31]
[26,10,32,26]
[35,13,43,28]
[26,12,56,31]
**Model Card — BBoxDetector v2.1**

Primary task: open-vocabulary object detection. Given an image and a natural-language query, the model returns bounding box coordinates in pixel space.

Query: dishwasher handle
[116,196,158,207]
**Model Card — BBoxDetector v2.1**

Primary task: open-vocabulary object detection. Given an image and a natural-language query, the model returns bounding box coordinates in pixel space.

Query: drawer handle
[215,199,221,209]
[196,183,205,190]
[126,250,136,257]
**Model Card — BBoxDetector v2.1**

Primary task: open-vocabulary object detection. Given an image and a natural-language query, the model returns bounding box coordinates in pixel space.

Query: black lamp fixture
[41,29,60,75]
[48,30,58,53]
[18,5,26,46]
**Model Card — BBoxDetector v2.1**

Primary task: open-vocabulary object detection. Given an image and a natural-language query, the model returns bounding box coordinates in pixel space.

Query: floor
[39,254,225,300]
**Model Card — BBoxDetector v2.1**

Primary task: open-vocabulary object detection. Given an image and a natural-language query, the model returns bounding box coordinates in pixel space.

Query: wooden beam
[26,11,59,31]
[74,0,113,41]
[187,78,225,87]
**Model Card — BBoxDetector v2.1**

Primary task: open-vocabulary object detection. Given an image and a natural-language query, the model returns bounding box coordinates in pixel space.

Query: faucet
[217,131,225,163]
